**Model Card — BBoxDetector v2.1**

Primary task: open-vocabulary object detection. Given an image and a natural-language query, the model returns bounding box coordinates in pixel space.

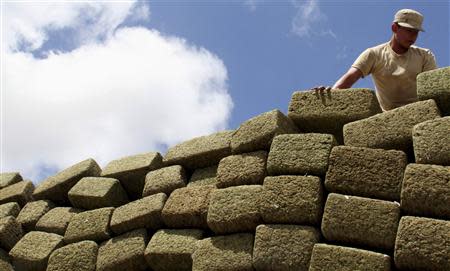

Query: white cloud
[291,0,336,39]
[1,2,233,182]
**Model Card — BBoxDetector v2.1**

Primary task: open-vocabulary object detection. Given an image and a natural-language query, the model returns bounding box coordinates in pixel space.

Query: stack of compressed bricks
[0,66,448,271]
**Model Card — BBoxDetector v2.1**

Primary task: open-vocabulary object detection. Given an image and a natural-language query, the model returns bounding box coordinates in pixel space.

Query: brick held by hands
[288,88,381,143]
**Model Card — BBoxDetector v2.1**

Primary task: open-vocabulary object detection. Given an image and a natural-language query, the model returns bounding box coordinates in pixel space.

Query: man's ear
[392,23,398,33]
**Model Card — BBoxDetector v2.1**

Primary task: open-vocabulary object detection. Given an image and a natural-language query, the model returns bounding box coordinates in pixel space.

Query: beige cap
[394,9,424,31]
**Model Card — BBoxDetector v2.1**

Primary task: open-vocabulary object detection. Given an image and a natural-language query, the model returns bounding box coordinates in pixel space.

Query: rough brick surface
[321,193,400,250]
[162,186,215,229]
[413,116,450,165]
[343,100,441,153]
[207,185,263,234]
[192,233,254,271]
[217,151,267,188]
[253,224,320,271]
[142,165,186,197]
[145,229,203,271]
[267,133,337,176]
[325,146,407,200]
[417,66,450,115]
[0,181,34,207]
[35,207,82,235]
[64,207,113,244]
[0,248,14,271]
[188,166,217,187]
[0,173,22,189]
[288,88,381,143]
[0,202,20,219]
[101,152,163,200]
[16,200,55,232]
[9,231,63,271]
[110,193,166,235]
[309,244,391,271]
[0,216,23,251]
[231,109,298,154]
[33,159,101,205]
[164,131,234,169]
[401,164,450,219]
[47,240,98,271]
[394,216,450,271]
[97,229,148,271]
[68,177,128,209]
[260,176,323,225]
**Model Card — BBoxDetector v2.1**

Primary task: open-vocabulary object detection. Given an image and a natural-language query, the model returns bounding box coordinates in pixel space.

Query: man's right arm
[332,67,363,89]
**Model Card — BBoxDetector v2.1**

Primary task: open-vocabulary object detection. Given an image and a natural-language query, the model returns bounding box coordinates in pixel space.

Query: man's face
[394,23,420,49]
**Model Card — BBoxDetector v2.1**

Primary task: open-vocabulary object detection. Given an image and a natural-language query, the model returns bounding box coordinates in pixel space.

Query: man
[314,9,437,111]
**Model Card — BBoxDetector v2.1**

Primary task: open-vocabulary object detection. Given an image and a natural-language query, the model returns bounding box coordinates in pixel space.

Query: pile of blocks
[0,67,449,271]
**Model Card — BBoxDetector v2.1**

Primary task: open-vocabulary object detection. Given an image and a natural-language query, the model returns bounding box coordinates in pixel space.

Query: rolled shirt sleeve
[351,48,376,78]
[422,49,438,71]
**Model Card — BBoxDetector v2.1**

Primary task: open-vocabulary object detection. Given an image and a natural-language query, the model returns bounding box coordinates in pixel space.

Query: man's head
[391,9,424,49]
[394,9,424,31]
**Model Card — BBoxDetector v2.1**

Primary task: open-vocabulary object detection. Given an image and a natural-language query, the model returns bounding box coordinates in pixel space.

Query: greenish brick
[16,200,55,232]
[0,181,34,207]
[417,66,450,116]
[33,159,101,205]
[144,229,203,271]
[321,193,400,251]
[260,176,323,225]
[142,165,186,197]
[9,231,63,271]
[110,193,166,235]
[0,248,14,271]
[217,151,267,188]
[325,146,407,200]
[253,224,320,271]
[164,131,234,169]
[64,207,113,244]
[288,88,381,143]
[0,173,22,189]
[35,207,82,235]
[207,185,263,234]
[68,177,128,209]
[0,202,20,219]
[97,229,148,271]
[343,100,441,153]
[188,166,218,187]
[192,233,254,271]
[413,116,450,165]
[401,164,450,219]
[162,186,215,229]
[47,241,98,271]
[394,216,450,271]
[309,244,391,271]
[0,216,23,251]
[267,133,337,176]
[101,152,163,200]
[231,109,298,154]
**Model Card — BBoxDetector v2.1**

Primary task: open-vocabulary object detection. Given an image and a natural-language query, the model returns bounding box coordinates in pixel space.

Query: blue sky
[1,0,449,182]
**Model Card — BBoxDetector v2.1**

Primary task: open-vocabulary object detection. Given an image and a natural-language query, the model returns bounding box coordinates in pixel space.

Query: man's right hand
[311,86,332,95]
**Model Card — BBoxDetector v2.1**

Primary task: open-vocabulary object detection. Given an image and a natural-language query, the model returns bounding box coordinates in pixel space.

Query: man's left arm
[423,50,438,71]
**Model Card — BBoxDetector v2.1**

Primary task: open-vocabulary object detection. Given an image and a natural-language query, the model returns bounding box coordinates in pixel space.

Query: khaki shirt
[352,42,437,111]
